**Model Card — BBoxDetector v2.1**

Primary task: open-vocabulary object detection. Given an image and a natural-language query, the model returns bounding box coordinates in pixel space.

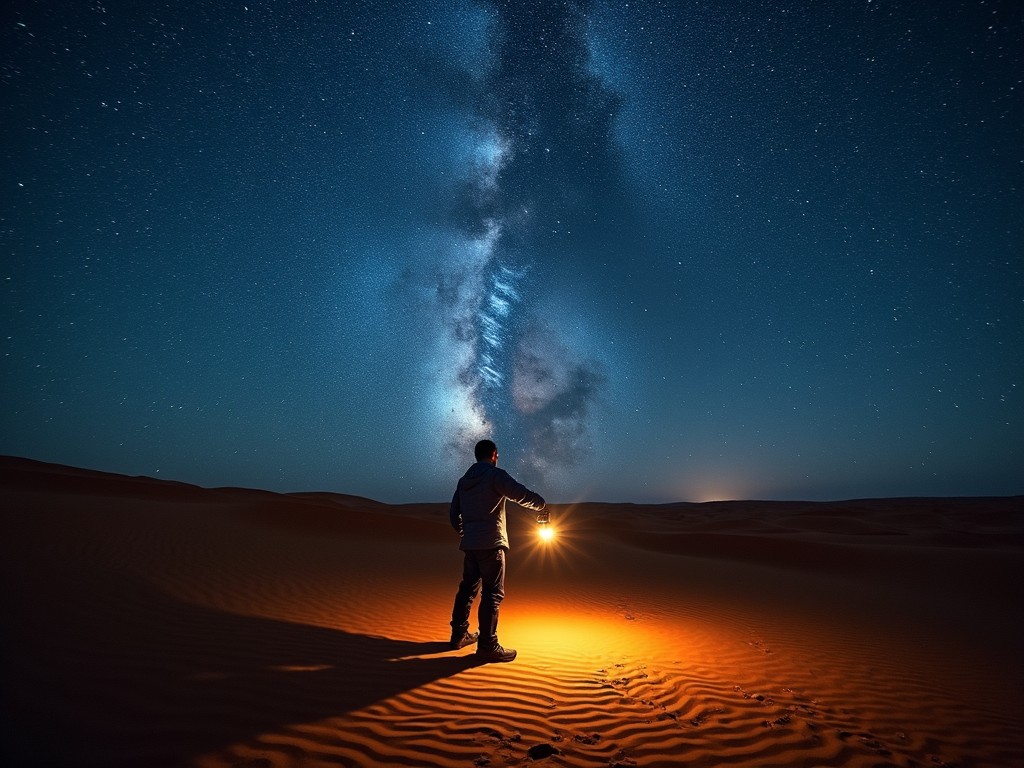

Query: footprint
[527,742,559,759]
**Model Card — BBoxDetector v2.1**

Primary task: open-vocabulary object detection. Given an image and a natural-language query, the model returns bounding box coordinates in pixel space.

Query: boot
[476,641,517,663]
[449,630,479,650]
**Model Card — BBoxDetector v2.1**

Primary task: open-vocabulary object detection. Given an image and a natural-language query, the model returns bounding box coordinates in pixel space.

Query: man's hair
[474,439,497,462]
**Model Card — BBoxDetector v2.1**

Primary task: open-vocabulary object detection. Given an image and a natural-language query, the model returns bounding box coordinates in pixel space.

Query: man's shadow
[1,568,486,767]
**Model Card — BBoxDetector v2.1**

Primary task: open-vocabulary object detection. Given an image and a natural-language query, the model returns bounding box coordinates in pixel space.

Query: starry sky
[2,1,1021,503]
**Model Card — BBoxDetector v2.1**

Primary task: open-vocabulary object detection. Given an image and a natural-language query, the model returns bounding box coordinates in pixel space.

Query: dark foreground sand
[2,456,1022,767]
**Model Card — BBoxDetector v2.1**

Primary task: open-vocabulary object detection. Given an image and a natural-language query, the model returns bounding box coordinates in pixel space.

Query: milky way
[429,0,619,489]
[2,0,1020,502]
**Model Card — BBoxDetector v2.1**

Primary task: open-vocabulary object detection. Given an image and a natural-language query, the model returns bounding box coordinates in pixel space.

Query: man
[448,438,546,663]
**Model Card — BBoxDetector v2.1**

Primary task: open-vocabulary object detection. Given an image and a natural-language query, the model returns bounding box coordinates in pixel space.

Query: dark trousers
[450,548,506,647]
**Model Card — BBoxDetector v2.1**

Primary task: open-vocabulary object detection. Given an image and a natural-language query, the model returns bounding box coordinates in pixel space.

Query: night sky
[3,1,1021,503]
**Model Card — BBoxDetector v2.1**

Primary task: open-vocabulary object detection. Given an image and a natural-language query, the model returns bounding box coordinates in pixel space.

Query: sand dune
[2,456,1021,767]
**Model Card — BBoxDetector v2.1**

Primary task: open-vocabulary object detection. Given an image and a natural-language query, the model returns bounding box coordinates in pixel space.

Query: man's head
[474,439,498,464]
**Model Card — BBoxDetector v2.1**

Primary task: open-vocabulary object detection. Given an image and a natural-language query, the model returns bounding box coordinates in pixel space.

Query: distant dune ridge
[2,456,1021,767]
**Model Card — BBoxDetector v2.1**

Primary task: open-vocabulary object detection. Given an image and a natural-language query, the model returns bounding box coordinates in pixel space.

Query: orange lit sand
[2,456,1022,767]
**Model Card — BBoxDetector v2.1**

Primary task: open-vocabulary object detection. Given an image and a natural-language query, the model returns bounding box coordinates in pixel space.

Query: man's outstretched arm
[495,470,545,512]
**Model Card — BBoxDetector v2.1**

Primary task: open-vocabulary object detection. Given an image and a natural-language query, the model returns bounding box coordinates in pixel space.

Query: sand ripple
[2,459,1021,767]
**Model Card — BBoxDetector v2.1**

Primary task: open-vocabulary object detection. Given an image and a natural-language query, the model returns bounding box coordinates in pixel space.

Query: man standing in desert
[449,439,546,663]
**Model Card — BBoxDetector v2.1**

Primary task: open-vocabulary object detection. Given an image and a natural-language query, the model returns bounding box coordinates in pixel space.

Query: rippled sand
[3,457,1021,767]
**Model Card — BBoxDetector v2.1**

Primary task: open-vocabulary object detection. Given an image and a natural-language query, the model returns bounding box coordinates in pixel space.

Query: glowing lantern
[537,511,554,542]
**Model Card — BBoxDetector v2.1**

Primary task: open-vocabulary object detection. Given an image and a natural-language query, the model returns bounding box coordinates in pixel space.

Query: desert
[2,456,1021,767]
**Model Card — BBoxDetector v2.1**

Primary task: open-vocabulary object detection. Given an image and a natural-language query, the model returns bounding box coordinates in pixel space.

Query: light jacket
[449,461,546,551]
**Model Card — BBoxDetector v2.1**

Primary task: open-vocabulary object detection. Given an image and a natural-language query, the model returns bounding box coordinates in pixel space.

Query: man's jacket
[449,461,546,551]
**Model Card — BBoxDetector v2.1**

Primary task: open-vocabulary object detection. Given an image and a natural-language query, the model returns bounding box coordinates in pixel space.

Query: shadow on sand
[1,567,484,767]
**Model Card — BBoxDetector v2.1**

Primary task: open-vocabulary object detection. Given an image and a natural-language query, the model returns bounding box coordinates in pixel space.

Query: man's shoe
[449,631,479,650]
[476,643,517,663]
